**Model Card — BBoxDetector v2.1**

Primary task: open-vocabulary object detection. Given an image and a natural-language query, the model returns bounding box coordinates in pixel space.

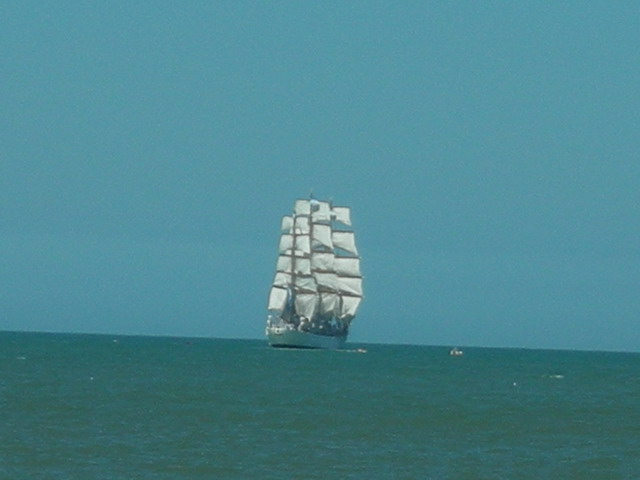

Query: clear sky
[2,2,638,351]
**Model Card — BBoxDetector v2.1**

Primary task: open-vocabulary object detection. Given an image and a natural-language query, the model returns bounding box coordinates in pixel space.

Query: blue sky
[2,2,638,351]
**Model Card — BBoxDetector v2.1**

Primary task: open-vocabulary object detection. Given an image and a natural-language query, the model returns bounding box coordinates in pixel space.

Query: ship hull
[266,326,347,349]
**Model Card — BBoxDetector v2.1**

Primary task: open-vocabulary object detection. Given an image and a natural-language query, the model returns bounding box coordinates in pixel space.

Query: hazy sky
[2,2,638,351]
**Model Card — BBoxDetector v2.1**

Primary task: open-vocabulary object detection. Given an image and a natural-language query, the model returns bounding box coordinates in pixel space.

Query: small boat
[450,347,464,356]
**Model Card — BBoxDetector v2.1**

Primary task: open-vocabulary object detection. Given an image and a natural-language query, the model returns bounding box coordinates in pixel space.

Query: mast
[308,196,317,330]
[291,205,297,321]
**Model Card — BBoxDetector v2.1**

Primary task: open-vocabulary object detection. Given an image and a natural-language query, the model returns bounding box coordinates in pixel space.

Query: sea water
[1,332,639,479]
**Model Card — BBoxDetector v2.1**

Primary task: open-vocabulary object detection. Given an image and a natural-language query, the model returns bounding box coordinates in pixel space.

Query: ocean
[1,332,639,479]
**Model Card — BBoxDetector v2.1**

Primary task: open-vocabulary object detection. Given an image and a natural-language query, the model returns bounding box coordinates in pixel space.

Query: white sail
[278,234,293,253]
[277,256,311,276]
[332,206,351,226]
[312,201,332,223]
[293,257,311,275]
[295,293,317,319]
[312,224,333,250]
[332,231,358,255]
[294,275,317,293]
[340,295,362,318]
[273,272,291,288]
[295,235,311,255]
[281,215,293,232]
[314,272,338,291]
[276,255,291,273]
[335,276,363,296]
[272,272,314,290]
[295,216,310,234]
[334,257,361,277]
[268,286,288,311]
[295,199,310,216]
[311,252,334,272]
[319,292,339,316]
[279,234,311,256]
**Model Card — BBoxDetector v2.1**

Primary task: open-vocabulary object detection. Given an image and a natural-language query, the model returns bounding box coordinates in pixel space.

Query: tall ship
[266,196,363,349]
